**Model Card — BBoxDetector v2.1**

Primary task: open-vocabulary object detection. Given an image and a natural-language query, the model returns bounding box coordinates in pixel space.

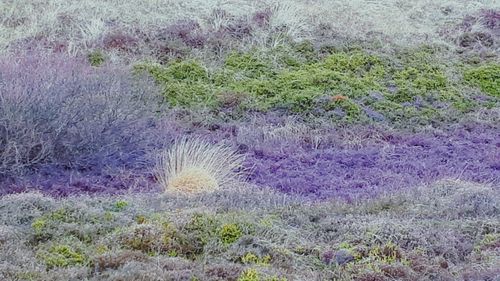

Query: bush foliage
[137,48,495,124]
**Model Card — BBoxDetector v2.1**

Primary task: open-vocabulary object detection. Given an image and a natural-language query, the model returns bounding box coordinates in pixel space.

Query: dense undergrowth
[0,1,499,280]
[0,55,161,178]
[1,180,498,280]
[135,47,498,125]
[1,51,497,199]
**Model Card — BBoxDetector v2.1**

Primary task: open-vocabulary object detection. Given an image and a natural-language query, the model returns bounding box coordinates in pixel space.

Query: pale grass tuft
[168,167,219,193]
[156,138,245,194]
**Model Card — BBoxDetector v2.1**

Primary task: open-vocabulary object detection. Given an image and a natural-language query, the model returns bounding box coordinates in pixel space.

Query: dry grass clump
[156,138,245,194]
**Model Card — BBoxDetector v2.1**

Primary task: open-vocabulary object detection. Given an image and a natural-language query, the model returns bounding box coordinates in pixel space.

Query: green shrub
[136,47,484,124]
[137,61,217,107]
[220,223,242,244]
[237,269,286,281]
[118,213,224,259]
[238,268,260,281]
[119,223,163,253]
[31,217,49,241]
[225,52,275,79]
[30,206,120,244]
[32,218,46,233]
[15,272,41,281]
[49,208,73,222]
[37,244,86,268]
[135,215,147,224]
[292,40,317,62]
[88,50,105,66]
[113,200,129,211]
[325,96,363,121]
[241,252,272,265]
[163,60,208,81]
[322,51,386,79]
[30,208,77,242]
[184,213,219,246]
[475,233,500,252]
[226,54,383,115]
[393,65,448,103]
[464,63,500,97]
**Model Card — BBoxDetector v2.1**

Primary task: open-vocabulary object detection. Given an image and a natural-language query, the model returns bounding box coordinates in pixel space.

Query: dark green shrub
[30,206,119,244]
[162,60,208,81]
[322,51,386,79]
[184,213,219,247]
[292,40,317,62]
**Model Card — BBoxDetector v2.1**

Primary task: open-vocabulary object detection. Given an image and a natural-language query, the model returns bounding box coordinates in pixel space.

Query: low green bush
[464,63,500,97]
[37,243,87,269]
[220,223,242,244]
[136,47,485,124]
[88,50,105,66]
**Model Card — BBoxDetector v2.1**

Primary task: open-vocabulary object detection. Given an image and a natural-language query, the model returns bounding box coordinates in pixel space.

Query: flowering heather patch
[480,9,500,31]
[2,102,499,200]
[168,115,497,200]
[0,50,497,200]
[251,9,273,28]
[461,9,500,33]
[160,20,207,49]
[0,168,159,197]
[244,125,499,200]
